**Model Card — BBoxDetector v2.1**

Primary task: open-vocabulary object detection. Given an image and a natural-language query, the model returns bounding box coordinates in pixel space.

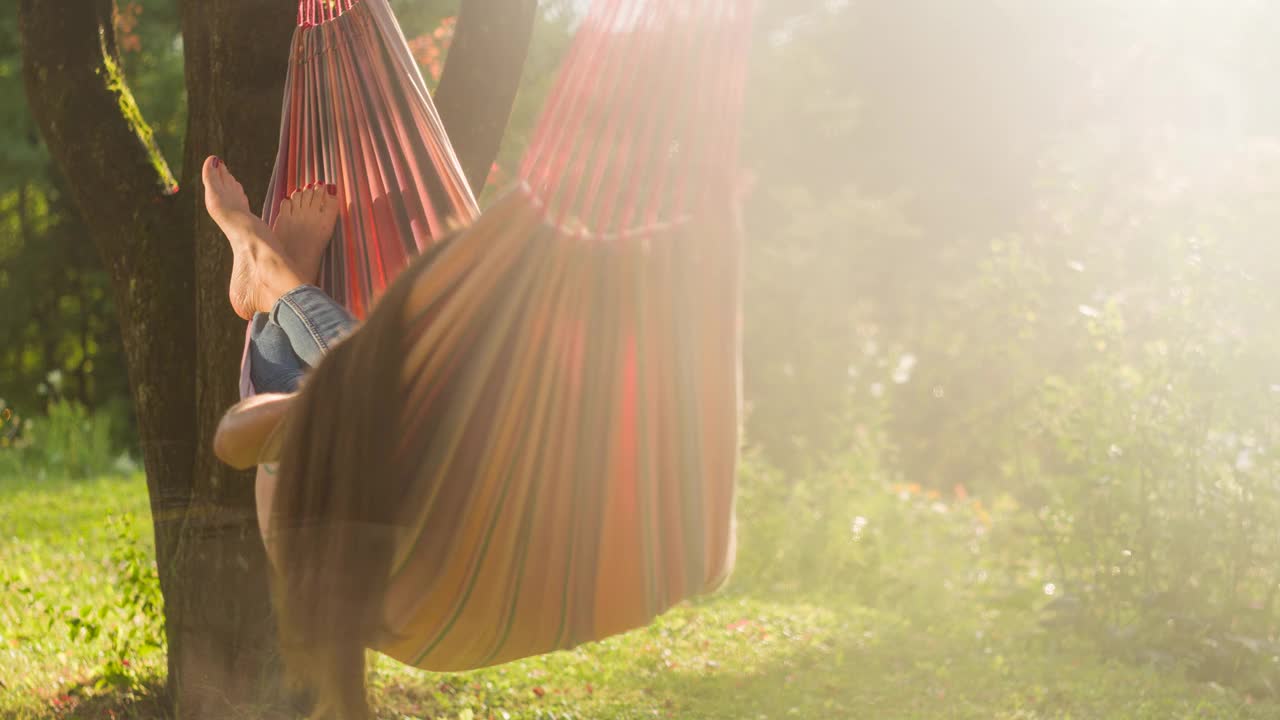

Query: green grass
[2,472,1277,719]
[0,473,164,717]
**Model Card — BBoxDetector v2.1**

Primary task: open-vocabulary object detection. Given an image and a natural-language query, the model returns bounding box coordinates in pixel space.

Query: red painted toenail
[327,185,337,196]
[212,156,221,168]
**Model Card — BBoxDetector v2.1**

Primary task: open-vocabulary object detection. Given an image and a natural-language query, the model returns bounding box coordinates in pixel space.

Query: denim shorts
[248,285,357,394]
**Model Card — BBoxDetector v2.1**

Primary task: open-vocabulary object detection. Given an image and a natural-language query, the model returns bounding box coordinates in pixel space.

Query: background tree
[15,1,535,716]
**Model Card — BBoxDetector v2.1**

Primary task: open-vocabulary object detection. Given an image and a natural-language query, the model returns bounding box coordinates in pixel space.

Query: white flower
[850,516,869,541]
[891,354,917,384]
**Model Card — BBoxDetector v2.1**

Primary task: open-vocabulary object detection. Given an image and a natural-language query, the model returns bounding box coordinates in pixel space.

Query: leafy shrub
[32,399,116,476]
[732,440,1037,623]
[1020,299,1280,696]
[60,514,165,692]
[0,398,134,479]
[736,202,1280,692]
[886,183,1280,696]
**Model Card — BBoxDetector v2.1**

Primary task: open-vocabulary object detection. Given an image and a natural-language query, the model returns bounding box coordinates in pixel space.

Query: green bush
[34,399,115,476]
[732,440,1038,622]
[736,216,1280,691]
[859,217,1280,695]
[1020,306,1280,696]
[0,398,134,479]
[58,514,165,693]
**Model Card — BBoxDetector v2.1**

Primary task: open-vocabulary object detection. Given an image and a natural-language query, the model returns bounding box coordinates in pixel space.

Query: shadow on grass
[41,679,169,720]
[639,617,911,719]
[641,609,1279,720]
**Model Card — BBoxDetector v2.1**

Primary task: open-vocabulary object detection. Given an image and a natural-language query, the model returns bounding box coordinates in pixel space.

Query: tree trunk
[171,2,301,716]
[19,1,534,717]
[77,268,92,407]
[434,0,538,194]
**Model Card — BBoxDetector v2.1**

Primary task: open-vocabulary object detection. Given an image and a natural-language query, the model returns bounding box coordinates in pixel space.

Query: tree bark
[16,1,288,716]
[174,2,300,715]
[434,0,538,194]
[19,0,534,716]
[16,0,196,697]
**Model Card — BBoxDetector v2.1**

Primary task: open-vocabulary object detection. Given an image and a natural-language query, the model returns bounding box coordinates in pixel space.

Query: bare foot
[202,156,306,320]
[273,184,339,286]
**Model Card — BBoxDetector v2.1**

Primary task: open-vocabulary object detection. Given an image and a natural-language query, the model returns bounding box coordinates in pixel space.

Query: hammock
[259,0,753,695]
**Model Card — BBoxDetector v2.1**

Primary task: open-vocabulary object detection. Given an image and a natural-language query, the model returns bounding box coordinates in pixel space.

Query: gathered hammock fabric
[256,0,753,675]
[249,0,478,336]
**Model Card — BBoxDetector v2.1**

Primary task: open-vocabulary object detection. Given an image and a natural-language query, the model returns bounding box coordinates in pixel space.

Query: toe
[215,161,231,188]
[276,197,294,225]
[202,156,220,190]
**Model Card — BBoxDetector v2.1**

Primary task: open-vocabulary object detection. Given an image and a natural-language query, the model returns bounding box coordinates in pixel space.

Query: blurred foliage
[738,0,1280,699]
[0,0,183,443]
[0,394,135,479]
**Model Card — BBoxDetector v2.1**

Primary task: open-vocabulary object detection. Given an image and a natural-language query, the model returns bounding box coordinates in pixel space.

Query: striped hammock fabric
[268,0,477,320]
[264,0,753,678]
[240,0,478,400]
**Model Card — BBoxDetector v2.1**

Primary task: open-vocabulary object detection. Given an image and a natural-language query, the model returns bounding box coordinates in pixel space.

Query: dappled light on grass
[368,593,1278,720]
[5,468,1280,719]
[369,599,841,719]
[0,474,163,718]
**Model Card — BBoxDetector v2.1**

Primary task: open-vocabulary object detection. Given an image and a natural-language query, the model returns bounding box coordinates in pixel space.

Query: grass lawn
[2,472,1277,719]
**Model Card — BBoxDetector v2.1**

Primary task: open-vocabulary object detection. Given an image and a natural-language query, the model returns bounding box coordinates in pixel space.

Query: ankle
[257,259,307,313]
